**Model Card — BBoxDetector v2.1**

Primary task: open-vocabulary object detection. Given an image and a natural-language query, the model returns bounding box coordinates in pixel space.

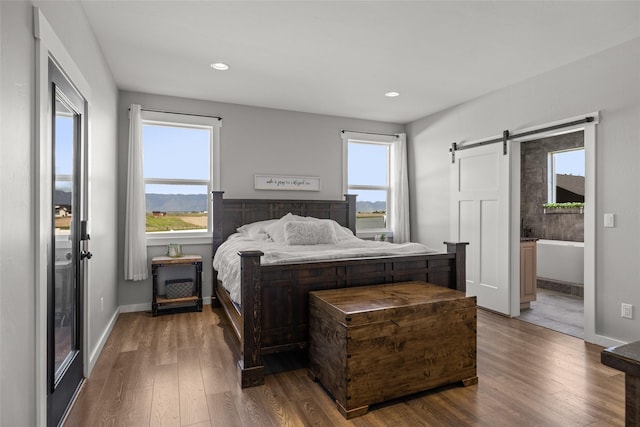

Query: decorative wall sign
[254,174,321,191]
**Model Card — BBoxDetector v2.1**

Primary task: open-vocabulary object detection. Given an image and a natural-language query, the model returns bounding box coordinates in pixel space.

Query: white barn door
[451,142,510,315]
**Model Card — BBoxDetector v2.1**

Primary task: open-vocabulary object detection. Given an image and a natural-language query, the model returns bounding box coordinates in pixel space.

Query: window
[344,136,393,235]
[142,111,220,235]
[548,148,585,203]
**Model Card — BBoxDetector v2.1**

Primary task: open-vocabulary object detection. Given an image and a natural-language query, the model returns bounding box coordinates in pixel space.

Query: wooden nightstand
[151,254,203,316]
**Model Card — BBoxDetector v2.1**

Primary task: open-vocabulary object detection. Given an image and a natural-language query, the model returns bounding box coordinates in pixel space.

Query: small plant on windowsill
[542,202,584,214]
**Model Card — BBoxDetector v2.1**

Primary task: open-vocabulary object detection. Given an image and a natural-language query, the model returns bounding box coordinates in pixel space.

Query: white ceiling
[80,1,640,123]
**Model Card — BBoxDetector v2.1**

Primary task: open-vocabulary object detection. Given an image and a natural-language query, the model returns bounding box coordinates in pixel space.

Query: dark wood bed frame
[210,191,468,388]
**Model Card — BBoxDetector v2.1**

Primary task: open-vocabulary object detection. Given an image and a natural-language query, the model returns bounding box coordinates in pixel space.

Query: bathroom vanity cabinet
[520,238,538,309]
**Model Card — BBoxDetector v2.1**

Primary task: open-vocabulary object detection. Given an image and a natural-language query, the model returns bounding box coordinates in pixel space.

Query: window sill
[543,208,583,214]
[146,232,212,247]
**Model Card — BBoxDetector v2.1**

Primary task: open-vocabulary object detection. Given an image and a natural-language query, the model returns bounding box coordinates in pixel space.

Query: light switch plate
[604,213,615,228]
[622,303,633,319]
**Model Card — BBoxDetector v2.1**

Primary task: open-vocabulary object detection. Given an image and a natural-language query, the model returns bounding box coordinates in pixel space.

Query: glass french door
[48,59,88,427]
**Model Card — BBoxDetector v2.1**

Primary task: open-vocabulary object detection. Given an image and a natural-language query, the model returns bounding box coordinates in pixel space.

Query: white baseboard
[119,302,151,313]
[594,334,627,349]
[87,307,120,375]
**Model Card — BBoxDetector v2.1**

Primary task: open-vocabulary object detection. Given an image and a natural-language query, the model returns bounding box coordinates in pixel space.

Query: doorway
[47,59,89,426]
[518,131,585,338]
[509,116,597,343]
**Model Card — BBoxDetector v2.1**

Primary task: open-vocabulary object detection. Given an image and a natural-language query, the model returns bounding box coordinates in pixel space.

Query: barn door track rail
[450,116,594,163]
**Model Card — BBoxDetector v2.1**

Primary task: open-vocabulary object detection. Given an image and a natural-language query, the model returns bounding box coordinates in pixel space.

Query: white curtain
[390,133,410,243]
[124,104,148,281]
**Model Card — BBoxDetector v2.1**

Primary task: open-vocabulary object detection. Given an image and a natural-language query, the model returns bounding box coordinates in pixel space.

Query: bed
[210,191,468,388]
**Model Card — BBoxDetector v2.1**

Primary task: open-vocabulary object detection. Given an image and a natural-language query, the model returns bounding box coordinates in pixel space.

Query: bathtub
[536,239,584,284]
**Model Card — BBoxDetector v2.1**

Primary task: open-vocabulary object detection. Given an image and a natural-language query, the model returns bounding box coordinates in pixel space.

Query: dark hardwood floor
[63,305,625,426]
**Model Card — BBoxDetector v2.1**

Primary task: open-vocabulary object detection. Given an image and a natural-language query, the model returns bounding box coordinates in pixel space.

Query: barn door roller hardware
[449,116,594,163]
[502,130,510,155]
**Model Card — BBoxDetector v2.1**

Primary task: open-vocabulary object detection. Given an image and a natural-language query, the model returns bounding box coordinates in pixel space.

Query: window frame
[141,110,221,244]
[547,147,584,204]
[342,134,394,238]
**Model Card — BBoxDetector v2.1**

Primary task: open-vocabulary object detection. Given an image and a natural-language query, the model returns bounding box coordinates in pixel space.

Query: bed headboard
[211,191,357,253]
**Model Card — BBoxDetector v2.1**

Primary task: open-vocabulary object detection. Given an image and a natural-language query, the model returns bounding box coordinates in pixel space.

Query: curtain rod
[341,129,399,137]
[128,107,222,120]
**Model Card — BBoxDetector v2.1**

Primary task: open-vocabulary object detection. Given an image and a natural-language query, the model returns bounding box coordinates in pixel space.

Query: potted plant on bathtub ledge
[542,202,584,214]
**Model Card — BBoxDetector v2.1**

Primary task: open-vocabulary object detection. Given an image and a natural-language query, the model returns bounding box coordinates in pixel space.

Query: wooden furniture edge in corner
[462,376,479,386]
[601,341,640,426]
[338,403,369,420]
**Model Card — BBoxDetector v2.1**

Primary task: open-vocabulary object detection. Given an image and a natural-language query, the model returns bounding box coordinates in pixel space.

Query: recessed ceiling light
[210,62,229,71]
[385,91,400,97]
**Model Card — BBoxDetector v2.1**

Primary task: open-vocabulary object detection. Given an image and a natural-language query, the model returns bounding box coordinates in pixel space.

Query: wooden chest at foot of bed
[308,281,478,419]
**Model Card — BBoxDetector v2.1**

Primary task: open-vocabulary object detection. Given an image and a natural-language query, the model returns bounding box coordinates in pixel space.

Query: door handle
[80,250,93,260]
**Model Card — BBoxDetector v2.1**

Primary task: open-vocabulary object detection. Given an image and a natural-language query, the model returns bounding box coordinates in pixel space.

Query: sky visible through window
[554,149,585,176]
[348,142,388,203]
[55,116,73,192]
[143,124,210,194]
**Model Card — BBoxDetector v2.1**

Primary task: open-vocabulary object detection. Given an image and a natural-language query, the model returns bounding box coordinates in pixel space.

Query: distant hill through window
[145,193,207,213]
[144,194,387,215]
[356,201,386,213]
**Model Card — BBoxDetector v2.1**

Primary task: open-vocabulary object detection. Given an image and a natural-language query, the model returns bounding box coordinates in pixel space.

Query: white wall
[117,91,403,307]
[0,3,34,424]
[0,2,118,424]
[407,37,640,343]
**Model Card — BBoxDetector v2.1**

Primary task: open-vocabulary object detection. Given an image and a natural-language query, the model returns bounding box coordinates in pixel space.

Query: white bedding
[213,218,436,305]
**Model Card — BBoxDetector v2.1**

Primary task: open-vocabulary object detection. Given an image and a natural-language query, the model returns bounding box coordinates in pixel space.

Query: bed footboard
[234,242,468,388]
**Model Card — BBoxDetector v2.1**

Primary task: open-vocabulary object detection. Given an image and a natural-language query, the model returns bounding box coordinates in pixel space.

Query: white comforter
[213,233,436,305]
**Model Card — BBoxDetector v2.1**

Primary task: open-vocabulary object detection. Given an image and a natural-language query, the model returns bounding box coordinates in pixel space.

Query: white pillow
[296,216,355,241]
[236,218,279,240]
[331,221,356,240]
[265,213,355,243]
[284,220,338,245]
[264,213,295,244]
